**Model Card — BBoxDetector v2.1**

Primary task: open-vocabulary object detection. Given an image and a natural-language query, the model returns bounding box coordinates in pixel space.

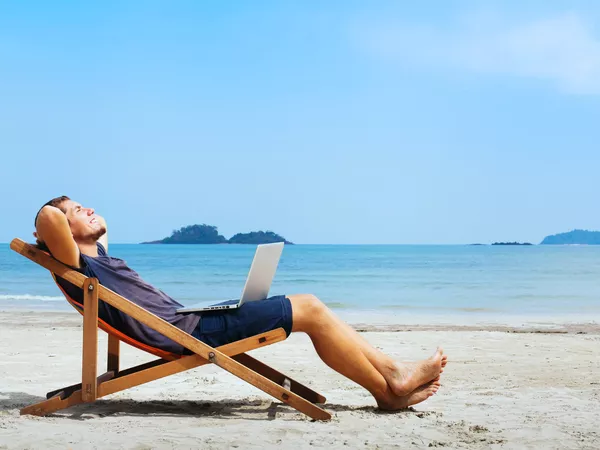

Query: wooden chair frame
[10,238,330,420]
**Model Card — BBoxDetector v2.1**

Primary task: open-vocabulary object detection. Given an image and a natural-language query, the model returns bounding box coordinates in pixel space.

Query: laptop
[176,242,284,313]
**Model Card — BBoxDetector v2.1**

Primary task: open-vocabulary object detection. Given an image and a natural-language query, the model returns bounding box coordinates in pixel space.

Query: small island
[540,229,600,245]
[492,242,533,246]
[228,231,293,245]
[142,224,293,245]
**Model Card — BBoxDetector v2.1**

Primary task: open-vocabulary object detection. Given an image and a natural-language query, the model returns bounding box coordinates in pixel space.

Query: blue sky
[1,1,599,244]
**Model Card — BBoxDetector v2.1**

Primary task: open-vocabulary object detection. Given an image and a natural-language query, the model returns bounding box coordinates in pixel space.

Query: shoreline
[2,309,599,335]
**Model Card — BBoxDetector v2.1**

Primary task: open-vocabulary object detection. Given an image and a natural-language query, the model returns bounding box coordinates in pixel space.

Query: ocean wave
[324,301,352,309]
[0,294,64,302]
[380,304,498,312]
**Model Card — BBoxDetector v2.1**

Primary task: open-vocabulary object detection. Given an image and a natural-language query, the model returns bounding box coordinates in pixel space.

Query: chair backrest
[52,274,180,361]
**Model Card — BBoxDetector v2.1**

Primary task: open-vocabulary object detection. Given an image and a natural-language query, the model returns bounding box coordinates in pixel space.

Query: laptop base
[176,299,240,314]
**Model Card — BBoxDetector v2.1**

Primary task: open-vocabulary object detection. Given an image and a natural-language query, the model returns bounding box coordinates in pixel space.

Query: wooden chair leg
[21,391,85,416]
[233,354,326,404]
[81,278,99,403]
[107,334,120,373]
[46,371,116,400]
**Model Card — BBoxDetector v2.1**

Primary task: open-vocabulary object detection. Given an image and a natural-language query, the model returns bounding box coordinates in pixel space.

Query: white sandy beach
[1,311,599,449]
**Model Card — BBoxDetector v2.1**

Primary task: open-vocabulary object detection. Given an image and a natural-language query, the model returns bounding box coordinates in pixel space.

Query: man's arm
[98,216,108,253]
[35,205,81,268]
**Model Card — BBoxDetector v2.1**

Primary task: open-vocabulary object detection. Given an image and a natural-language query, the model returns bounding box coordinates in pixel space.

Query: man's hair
[34,196,70,250]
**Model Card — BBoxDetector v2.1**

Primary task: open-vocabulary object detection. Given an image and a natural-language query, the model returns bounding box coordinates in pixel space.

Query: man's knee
[288,294,327,332]
[289,293,325,315]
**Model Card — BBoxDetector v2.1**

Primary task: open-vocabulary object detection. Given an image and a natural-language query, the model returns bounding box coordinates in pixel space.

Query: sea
[1,243,599,326]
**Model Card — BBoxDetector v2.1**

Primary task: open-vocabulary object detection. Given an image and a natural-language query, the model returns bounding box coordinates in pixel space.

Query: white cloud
[362,12,600,94]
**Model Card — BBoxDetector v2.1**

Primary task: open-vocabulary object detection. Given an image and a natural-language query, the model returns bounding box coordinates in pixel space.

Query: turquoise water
[1,243,599,322]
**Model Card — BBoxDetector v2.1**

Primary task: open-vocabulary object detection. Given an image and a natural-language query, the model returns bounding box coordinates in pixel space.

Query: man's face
[62,200,106,243]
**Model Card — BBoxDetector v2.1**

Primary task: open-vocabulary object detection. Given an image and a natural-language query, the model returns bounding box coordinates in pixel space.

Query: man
[34,196,447,411]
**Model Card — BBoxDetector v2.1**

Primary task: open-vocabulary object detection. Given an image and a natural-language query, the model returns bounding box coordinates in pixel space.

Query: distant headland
[141,224,293,245]
[540,229,600,245]
[471,230,600,246]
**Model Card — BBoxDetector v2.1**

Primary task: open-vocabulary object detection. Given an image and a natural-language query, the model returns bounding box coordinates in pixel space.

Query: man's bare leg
[288,294,446,408]
[297,299,448,395]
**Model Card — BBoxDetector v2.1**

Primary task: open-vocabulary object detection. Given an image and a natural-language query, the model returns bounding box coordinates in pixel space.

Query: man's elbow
[35,206,69,240]
[37,205,64,226]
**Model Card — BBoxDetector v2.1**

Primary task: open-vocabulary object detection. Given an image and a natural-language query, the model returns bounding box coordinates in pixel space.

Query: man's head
[35,196,107,246]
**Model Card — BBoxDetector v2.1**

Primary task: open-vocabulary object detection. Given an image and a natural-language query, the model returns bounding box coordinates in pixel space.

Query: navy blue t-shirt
[56,243,200,354]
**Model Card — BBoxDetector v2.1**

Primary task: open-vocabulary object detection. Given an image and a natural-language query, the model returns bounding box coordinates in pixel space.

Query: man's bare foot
[377,379,441,411]
[386,347,445,396]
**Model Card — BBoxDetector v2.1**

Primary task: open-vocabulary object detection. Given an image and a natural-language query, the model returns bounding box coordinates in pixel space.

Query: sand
[1,311,599,449]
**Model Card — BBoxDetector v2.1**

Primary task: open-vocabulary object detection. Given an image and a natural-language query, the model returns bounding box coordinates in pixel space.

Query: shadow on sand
[0,391,436,421]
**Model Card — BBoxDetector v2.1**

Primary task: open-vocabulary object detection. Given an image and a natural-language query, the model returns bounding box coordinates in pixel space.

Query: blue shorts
[189,295,293,349]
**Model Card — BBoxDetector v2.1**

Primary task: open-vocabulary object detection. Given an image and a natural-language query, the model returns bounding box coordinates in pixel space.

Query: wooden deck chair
[10,238,331,420]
